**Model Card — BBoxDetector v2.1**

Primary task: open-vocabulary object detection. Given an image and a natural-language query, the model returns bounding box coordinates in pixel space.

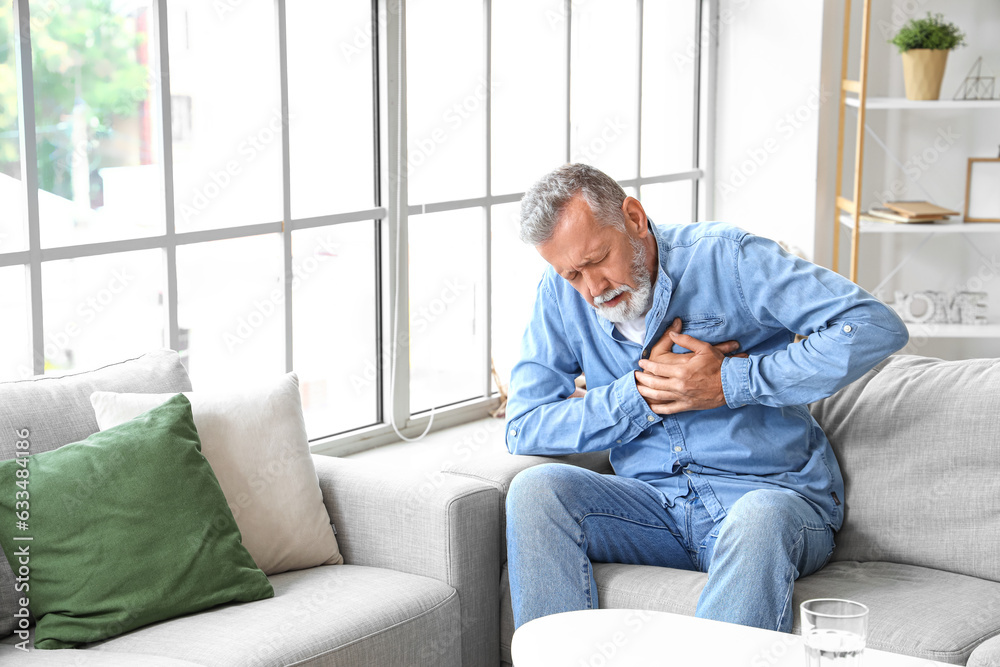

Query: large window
[0,0,713,452]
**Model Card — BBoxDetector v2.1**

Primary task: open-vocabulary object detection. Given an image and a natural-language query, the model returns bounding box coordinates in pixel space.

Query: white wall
[714,0,1000,360]
[712,0,830,260]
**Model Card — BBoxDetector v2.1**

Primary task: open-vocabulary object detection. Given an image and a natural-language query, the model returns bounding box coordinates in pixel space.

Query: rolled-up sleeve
[505,276,662,456]
[727,234,908,408]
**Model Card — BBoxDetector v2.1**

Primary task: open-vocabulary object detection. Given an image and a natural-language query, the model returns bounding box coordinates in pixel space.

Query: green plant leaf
[889,12,966,53]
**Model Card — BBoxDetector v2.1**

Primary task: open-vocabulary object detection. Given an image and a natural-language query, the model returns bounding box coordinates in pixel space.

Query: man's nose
[585,272,608,299]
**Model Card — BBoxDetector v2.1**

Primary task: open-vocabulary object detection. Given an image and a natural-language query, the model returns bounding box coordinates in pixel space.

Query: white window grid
[3,0,717,455]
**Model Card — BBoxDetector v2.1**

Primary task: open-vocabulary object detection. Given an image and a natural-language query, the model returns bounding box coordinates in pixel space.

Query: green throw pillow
[0,393,273,650]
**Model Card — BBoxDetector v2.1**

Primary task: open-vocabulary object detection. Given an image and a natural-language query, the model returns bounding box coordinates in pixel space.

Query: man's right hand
[633,317,748,414]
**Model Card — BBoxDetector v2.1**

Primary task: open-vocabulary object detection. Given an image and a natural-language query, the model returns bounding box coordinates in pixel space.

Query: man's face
[537,194,654,323]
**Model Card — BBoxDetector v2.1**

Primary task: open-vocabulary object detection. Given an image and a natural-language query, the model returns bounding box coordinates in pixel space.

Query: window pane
[168,2,281,232]
[641,0,697,176]
[407,0,485,204]
[31,0,162,248]
[409,208,486,413]
[177,234,284,390]
[640,181,694,226]
[287,2,375,218]
[293,222,378,438]
[491,202,549,392]
[570,0,638,178]
[0,265,30,380]
[491,0,566,196]
[0,5,24,253]
[42,249,165,373]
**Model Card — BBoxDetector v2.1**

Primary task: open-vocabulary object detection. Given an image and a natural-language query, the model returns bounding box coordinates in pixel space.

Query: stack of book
[861,201,960,224]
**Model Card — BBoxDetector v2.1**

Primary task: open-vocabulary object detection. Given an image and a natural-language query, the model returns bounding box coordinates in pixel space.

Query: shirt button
[508,429,517,437]
[642,350,649,359]
[646,415,655,422]
[674,446,682,452]
[843,324,853,333]
[616,439,622,444]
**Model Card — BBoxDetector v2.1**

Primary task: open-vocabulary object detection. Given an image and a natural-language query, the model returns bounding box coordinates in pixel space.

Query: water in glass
[805,628,865,666]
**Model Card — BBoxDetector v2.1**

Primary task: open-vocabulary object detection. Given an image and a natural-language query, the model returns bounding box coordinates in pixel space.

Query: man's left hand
[634,329,747,414]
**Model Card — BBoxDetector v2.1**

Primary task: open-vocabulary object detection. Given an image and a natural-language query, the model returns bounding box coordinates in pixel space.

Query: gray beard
[592,237,654,324]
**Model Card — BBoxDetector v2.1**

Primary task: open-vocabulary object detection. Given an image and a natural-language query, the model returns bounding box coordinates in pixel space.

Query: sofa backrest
[0,350,192,638]
[810,354,1000,583]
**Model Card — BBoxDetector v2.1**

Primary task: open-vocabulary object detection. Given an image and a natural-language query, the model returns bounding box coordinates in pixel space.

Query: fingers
[712,340,740,354]
[637,359,686,378]
[634,370,673,390]
[650,401,688,415]
[634,371,680,402]
[668,330,713,353]
[649,318,682,356]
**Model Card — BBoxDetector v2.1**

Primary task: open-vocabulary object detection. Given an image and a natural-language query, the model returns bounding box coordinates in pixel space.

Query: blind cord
[387,4,434,443]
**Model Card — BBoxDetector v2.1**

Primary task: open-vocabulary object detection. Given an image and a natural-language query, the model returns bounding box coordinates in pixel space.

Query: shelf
[905,322,1000,339]
[839,213,1000,234]
[845,97,1000,110]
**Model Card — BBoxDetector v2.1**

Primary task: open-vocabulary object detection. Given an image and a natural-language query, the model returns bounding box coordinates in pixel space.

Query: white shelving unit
[845,97,1000,110]
[906,323,1000,339]
[838,214,1000,339]
[833,2,1000,341]
[838,214,1000,235]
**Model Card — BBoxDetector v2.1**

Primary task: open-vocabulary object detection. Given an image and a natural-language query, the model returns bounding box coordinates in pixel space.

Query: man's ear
[622,197,648,236]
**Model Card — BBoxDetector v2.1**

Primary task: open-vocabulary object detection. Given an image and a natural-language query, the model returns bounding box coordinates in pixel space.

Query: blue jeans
[506,464,835,633]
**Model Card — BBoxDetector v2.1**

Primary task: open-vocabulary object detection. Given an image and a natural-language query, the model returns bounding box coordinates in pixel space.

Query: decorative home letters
[887,290,988,325]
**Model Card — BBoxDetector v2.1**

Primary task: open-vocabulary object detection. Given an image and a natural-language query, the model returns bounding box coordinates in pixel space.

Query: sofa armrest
[441,451,613,567]
[969,634,1000,667]
[442,450,612,495]
[311,454,499,667]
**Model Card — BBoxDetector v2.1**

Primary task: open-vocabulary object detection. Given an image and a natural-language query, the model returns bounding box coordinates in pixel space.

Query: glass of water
[801,599,869,666]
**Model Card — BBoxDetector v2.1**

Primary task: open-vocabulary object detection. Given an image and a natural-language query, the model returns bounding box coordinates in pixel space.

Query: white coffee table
[511,609,951,666]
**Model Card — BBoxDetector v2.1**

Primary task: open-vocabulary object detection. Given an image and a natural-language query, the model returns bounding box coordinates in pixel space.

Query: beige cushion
[90,373,343,575]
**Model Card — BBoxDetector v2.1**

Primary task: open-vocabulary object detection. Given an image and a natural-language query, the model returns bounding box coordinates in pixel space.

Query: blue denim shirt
[505,221,909,530]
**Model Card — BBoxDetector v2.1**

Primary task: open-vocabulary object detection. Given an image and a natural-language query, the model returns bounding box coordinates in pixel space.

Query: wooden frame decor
[964,157,1000,222]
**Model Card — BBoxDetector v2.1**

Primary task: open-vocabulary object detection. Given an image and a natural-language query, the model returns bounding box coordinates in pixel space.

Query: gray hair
[519,163,627,246]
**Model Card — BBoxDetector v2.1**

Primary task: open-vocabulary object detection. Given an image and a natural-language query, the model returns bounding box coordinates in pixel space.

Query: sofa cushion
[0,394,274,650]
[810,355,1000,582]
[0,643,203,666]
[47,565,460,667]
[499,560,1000,665]
[90,373,343,575]
[792,561,1000,665]
[0,350,192,461]
[314,455,500,667]
[0,350,193,638]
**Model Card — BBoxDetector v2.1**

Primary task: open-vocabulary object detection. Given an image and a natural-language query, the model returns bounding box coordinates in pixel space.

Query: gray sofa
[443,354,1000,666]
[0,351,500,666]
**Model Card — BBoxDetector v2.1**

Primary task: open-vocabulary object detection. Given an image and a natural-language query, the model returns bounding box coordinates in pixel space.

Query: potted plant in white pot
[890,13,966,100]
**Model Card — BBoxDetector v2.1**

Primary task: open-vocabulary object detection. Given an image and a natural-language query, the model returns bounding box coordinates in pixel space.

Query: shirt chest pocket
[672,314,726,353]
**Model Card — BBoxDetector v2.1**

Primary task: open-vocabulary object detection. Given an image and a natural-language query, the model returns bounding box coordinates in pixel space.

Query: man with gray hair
[505,163,908,633]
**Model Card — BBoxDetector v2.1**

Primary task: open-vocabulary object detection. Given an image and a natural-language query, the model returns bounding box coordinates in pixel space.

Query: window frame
[3,0,717,455]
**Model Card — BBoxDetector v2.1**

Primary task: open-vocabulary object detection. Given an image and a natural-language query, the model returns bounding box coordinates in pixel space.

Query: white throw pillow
[90,373,343,575]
